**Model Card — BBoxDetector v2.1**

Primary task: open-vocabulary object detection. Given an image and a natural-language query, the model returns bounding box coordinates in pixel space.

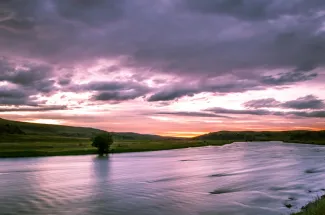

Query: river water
[0,142,325,215]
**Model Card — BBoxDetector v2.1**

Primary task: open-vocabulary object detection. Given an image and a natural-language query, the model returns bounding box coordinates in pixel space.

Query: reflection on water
[0,142,325,215]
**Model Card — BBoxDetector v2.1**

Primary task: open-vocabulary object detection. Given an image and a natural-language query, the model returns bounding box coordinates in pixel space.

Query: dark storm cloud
[57,72,73,86]
[155,111,231,118]
[0,105,67,112]
[54,0,125,25]
[0,0,324,73]
[148,69,319,100]
[0,86,36,106]
[86,81,148,92]
[244,98,281,109]
[58,78,70,86]
[0,86,25,99]
[0,0,324,102]
[71,81,150,102]
[207,107,281,116]
[148,79,262,101]
[0,58,56,93]
[244,95,325,110]
[0,0,35,33]
[206,107,325,118]
[294,110,325,118]
[282,95,325,110]
[0,58,60,107]
[261,71,318,86]
[148,87,197,102]
[184,0,325,21]
[94,91,144,102]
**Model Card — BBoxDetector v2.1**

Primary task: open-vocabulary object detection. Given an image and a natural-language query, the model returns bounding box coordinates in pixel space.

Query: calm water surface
[1,142,325,215]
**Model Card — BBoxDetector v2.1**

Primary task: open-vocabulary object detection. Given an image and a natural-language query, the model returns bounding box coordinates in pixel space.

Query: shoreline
[291,195,325,215]
[1,139,324,159]
[0,140,232,158]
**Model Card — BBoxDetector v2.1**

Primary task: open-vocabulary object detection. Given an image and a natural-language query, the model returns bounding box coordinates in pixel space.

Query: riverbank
[0,134,232,158]
[1,134,325,158]
[292,195,325,215]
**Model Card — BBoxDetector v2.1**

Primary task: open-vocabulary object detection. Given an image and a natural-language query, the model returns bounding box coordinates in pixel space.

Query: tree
[91,133,114,156]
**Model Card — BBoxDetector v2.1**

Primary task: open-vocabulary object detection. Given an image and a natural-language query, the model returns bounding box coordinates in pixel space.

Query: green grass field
[292,196,325,215]
[1,133,324,158]
[0,134,231,158]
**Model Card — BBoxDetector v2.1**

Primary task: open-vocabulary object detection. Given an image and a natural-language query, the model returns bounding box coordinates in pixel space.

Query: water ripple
[0,142,325,215]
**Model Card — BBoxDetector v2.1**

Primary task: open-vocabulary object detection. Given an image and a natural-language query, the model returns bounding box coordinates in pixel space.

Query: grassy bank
[1,134,325,158]
[195,130,325,145]
[0,134,231,158]
[285,140,325,145]
[292,196,325,215]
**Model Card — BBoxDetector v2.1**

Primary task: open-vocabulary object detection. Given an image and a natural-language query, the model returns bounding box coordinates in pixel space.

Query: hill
[111,132,171,140]
[0,118,167,140]
[193,130,325,144]
[0,117,105,138]
[0,117,189,158]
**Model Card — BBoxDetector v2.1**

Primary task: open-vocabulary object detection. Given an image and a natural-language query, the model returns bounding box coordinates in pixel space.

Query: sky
[0,0,325,137]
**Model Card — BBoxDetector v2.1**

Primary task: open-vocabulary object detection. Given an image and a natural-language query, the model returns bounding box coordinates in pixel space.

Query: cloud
[1,0,325,77]
[86,81,147,92]
[206,107,281,116]
[148,78,262,101]
[206,107,325,118]
[0,58,56,93]
[261,70,318,86]
[0,86,26,99]
[293,110,325,118]
[0,86,36,106]
[54,0,125,26]
[58,78,70,86]
[0,0,324,105]
[184,0,325,21]
[94,90,144,102]
[71,80,150,102]
[0,58,60,107]
[148,86,196,102]
[282,95,325,110]
[244,98,281,109]
[244,95,325,110]
[0,105,67,112]
[155,111,231,118]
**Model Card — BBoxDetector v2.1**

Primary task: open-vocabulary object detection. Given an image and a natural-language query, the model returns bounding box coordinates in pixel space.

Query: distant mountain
[0,118,170,140]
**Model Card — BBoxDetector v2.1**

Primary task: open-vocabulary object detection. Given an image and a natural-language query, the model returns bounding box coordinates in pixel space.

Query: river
[0,142,325,215]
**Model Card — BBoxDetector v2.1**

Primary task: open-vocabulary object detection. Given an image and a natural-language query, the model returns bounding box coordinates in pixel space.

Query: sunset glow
[26,119,63,125]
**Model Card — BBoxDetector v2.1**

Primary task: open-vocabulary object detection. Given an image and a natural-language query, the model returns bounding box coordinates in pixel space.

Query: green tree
[91,133,114,156]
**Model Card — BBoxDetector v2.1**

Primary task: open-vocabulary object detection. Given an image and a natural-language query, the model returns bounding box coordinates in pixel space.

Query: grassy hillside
[0,117,105,138]
[0,118,169,140]
[0,117,198,158]
[194,130,325,145]
[111,132,170,140]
